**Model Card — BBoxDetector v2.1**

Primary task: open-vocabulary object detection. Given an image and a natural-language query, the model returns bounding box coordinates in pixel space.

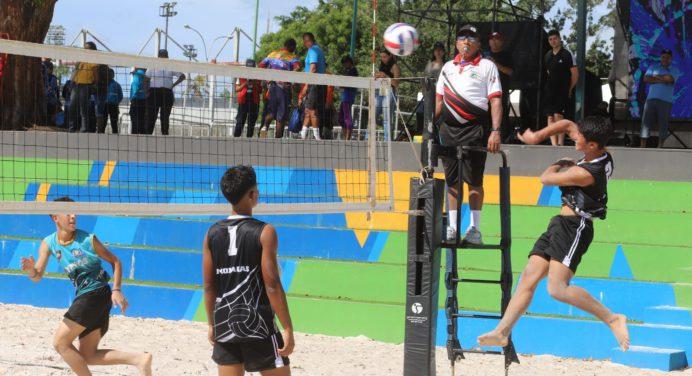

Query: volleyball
[383,23,420,56]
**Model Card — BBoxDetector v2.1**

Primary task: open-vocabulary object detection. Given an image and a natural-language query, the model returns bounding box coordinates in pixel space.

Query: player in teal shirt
[20,197,152,376]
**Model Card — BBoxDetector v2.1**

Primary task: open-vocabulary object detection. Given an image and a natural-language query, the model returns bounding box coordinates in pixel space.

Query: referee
[435,24,503,245]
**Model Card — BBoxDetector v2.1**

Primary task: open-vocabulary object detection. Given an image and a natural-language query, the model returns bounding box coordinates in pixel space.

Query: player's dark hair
[284,38,297,51]
[547,30,560,39]
[578,116,613,149]
[220,165,257,205]
[302,32,316,42]
[49,196,75,218]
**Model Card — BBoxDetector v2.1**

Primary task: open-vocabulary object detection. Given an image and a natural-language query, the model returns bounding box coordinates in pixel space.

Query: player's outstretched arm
[519,119,578,145]
[260,224,295,357]
[20,240,51,283]
[540,159,595,187]
[93,235,129,313]
[202,231,217,345]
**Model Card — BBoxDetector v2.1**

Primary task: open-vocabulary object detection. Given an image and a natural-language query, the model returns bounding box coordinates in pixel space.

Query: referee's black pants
[147,87,174,135]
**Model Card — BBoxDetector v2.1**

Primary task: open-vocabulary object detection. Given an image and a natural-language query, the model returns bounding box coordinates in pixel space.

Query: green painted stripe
[608,180,692,213]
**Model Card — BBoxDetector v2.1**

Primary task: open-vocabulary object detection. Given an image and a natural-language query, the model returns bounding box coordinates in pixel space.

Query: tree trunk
[0,0,57,130]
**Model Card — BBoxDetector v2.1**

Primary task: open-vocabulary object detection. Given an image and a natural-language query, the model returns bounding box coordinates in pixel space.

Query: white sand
[0,303,689,376]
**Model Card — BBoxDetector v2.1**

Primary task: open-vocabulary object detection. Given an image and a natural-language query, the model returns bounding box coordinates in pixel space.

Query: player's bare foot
[608,314,630,351]
[137,353,153,376]
[477,330,509,347]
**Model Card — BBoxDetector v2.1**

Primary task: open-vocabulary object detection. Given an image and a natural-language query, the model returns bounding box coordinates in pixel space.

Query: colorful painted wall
[1,156,691,371]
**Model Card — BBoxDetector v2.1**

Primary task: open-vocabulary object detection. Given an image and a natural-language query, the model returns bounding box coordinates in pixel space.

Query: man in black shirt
[478,117,629,353]
[203,165,294,375]
[488,31,514,142]
[543,30,578,146]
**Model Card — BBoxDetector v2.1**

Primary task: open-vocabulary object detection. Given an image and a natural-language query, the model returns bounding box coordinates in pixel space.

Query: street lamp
[184,24,208,62]
[159,2,178,50]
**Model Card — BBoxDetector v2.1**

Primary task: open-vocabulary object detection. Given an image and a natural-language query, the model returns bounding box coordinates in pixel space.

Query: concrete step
[611,345,688,371]
[641,306,692,326]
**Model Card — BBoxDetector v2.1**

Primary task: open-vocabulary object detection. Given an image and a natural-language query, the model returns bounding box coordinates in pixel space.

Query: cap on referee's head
[457,24,479,38]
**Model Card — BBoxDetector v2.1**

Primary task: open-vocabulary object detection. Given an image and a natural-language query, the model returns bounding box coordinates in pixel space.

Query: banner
[628,0,691,119]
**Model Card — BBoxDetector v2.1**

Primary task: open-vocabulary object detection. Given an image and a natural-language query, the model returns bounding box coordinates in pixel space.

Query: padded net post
[403,177,444,376]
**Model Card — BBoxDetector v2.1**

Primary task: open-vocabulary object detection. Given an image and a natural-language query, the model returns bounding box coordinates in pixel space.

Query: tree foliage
[257,0,614,81]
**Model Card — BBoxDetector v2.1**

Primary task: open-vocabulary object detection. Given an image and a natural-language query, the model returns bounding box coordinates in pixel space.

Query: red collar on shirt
[453,53,482,66]
[453,53,481,74]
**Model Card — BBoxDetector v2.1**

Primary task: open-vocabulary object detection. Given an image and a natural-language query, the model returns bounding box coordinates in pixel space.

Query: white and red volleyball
[383,23,420,56]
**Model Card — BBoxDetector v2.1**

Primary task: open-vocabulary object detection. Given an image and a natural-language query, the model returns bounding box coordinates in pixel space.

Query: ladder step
[463,348,504,355]
[441,242,503,250]
[454,278,502,284]
[452,313,502,320]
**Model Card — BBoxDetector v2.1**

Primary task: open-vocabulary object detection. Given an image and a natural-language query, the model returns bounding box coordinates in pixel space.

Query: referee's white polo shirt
[436,53,502,126]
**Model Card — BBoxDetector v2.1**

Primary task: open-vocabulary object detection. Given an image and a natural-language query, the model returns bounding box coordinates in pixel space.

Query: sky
[51,0,611,63]
[52,0,319,62]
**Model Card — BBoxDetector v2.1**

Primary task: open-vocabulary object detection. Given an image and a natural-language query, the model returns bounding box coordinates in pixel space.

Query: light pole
[183,44,197,61]
[159,2,178,50]
[184,24,208,61]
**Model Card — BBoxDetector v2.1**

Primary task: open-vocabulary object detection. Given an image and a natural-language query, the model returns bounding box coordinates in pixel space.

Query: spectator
[487,32,514,142]
[258,38,301,138]
[234,59,262,138]
[94,63,110,133]
[62,80,75,130]
[374,49,400,141]
[43,61,60,126]
[129,67,148,134]
[146,49,185,135]
[640,48,680,148]
[418,42,447,135]
[105,68,123,134]
[298,32,327,140]
[69,41,99,132]
[435,24,503,245]
[339,55,359,141]
[543,30,578,146]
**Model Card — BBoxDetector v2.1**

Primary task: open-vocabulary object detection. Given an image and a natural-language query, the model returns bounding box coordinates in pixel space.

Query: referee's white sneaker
[446,226,457,242]
[463,227,483,245]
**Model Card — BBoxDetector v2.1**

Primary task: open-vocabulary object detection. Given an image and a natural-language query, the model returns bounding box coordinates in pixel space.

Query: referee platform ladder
[439,145,519,375]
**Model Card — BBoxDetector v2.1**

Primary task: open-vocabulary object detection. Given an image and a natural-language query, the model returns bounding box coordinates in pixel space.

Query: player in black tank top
[203,165,294,374]
[478,117,630,353]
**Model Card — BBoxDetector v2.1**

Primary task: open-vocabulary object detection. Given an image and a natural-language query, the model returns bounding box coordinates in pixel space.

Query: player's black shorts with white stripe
[212,332,290,372]
[529,215,594,273]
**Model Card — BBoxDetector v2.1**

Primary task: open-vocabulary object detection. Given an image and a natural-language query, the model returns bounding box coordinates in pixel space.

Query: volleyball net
[0,39,395,215]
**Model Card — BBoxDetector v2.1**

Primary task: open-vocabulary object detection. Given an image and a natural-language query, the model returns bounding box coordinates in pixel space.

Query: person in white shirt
[435,24,503,245]
[145,49,185,135]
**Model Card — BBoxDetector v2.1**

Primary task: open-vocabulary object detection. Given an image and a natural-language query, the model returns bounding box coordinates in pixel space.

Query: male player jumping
[203,165,294,375]
[20,197,153,375]
[477,117,630,352]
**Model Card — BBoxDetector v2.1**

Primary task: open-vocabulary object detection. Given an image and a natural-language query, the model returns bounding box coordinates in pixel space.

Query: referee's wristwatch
[491,128,501,132]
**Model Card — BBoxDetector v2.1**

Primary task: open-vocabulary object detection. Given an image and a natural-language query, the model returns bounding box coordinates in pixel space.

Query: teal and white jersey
[44,230,110,297]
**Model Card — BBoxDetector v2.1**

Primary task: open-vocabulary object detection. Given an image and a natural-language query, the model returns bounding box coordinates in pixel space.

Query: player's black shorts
[529,215,594,273]
[212,332,290,372]
[543,87,569,116]
[304,85,326,117]
[439,122,488,187]
[64,286,112,339]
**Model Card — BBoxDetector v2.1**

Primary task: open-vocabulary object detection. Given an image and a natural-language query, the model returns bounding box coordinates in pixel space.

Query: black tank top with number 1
[207,215,278,343]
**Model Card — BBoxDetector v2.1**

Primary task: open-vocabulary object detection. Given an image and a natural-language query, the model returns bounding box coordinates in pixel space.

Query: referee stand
[403,79,518,376]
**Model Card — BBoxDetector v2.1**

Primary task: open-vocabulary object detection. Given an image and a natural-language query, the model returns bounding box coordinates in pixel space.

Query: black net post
[403,177,445,376]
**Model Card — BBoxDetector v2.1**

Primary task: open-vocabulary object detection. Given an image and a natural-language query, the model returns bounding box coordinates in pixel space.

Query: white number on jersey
[227,226,238,256]
[605,161,613,181]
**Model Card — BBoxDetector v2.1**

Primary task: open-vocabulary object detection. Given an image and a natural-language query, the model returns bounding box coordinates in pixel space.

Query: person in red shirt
[234,59,263,138]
